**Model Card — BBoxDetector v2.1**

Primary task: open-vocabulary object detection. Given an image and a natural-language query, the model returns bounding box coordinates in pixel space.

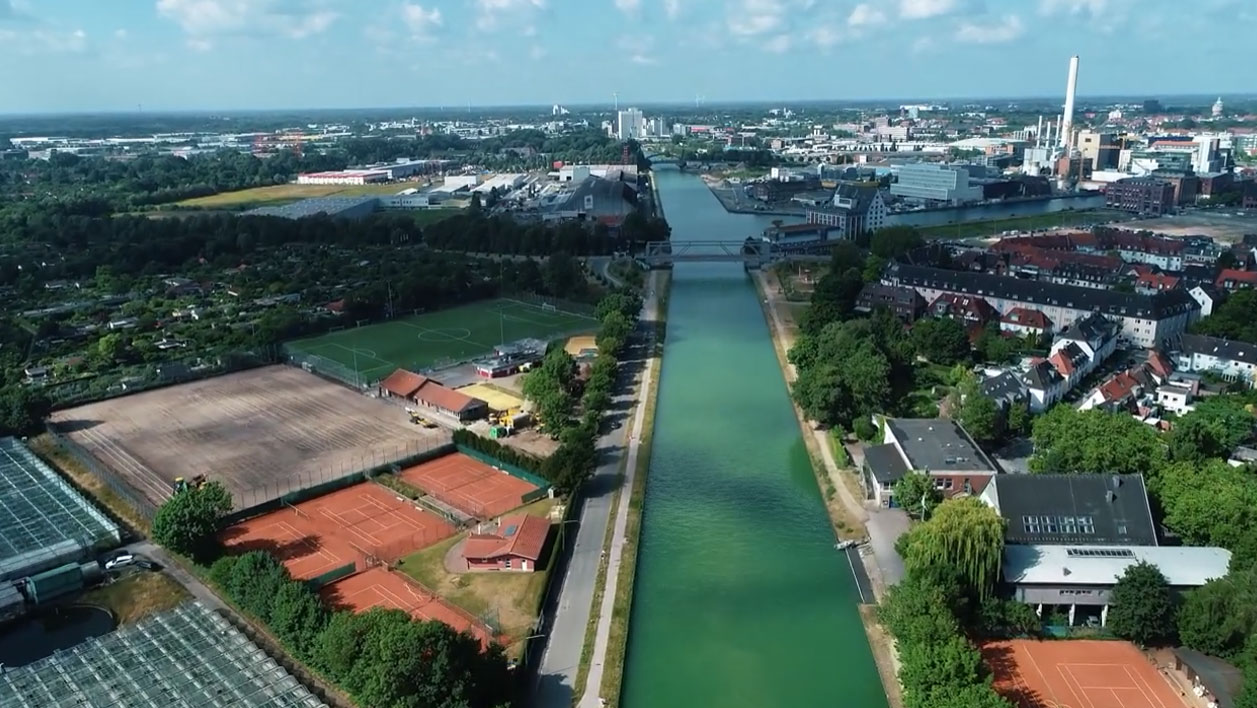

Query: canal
[620,167,887,707]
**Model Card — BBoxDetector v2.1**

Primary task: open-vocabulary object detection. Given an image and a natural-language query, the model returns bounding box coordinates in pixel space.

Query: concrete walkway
[577,275,661,708]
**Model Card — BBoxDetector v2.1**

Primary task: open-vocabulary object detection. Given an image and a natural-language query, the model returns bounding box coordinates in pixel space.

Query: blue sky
[0,0,1252,112]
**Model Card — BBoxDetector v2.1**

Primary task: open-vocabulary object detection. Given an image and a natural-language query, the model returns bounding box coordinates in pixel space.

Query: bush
[853,416,878,442]
[452,428,544,475]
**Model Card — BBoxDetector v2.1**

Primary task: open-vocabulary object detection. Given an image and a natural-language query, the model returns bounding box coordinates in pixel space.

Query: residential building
[1023,359,1067,412]
[980,370,1028,410]
[1188,285,1221,317]
[854,283,926,322]
[616,108,645,140]
[1135,271,1180,294]
[928,293,998,329]
[889,163,984,205]
[1000,307,1052,338]
[1105,178,1175,215]
[462,514,551,571]
[1216,268,1257,292]
[860,417,998,508]
[1174,333,1257,387]
[884,264,1199,348]
[804,183,887,239]
[1052,313,1121,371]
[1155,383,1195,415]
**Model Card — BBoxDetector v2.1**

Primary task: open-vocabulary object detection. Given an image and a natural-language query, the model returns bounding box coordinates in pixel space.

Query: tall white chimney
[1036,116,1043,149]
[1060,55,1079,149]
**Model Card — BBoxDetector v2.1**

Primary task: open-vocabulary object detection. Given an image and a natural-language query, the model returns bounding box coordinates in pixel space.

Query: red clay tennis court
[983,639,1191,708]
[221,481,457,575]
[399,453,540,520]
[321,567,496,648]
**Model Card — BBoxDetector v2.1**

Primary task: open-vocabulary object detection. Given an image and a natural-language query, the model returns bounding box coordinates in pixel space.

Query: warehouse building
[244,196,380,220]
[296,169,389,185]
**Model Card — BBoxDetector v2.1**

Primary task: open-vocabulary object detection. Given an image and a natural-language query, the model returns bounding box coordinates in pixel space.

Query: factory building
[296,170,389,185]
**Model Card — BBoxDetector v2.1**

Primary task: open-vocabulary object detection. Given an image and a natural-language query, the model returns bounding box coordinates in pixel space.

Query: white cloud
[807,24,845,48]
[615,0,641,15]
[618,34,657,64]
[899,0,957,19]
[156,0,338,41]
[955,14,1024,43]
[0,26,88,53]
[663,0,680,20]
[764,33,791,52]
[847,3,886,26]
[1038,0,1107,16]
[474,0,545,32]
[727,0,785,37]
[400,3,441,40]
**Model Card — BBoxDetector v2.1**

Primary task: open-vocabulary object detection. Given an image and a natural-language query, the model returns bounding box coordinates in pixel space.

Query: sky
[0,0,1253,113]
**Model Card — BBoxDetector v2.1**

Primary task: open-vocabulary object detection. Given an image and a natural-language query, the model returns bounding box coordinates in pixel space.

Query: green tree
[0,386,51,436]
[225,551,290,623]
[899,636,987,708]
[900,497,1006,598]
[1029,406,1164,476]
[868,225,925,259]
[1006,401,1031,437]
[1168,397,1255,462]
[1178,570,1257,658]
[269,580,328,657]
[911,318,970,365]
[597,310,632,354]
[953,372,1002,444]
[1155,459,1257,548]
[150,480,232,561]
[1107,561,1176,646]
[96,332,125,362]
[894,471,943,521]
[916,683,1014,708]
[878,574,962,647]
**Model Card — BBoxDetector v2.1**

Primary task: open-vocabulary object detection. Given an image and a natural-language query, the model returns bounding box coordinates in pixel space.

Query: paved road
[126,540,228,612]
[533,275,659,707]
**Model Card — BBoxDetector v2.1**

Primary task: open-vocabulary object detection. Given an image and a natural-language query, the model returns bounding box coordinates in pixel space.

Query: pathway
[532,272,660,708]
[578,272,661,708]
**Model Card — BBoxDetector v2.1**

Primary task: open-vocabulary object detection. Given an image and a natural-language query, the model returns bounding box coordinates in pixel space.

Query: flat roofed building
[889,163,983,205]
[862,418,997,507]
[1002,544,1230,626]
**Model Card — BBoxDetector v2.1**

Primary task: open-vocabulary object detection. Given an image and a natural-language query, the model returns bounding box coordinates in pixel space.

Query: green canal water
[620,168,888,708]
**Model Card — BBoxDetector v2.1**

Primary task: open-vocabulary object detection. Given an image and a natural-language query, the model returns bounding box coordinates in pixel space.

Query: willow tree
[902,497,1006,598]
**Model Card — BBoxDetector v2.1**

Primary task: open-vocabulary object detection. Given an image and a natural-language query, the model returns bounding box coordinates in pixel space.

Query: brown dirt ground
[50,366,448,510]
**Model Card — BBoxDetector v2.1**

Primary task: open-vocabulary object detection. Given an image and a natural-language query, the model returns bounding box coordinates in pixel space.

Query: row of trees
[209,551,511,708]
[1193,290,1257,345]
[523,289,643,493]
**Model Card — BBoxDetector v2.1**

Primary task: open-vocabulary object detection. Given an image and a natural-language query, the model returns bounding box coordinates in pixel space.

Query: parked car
[103,552,135,571]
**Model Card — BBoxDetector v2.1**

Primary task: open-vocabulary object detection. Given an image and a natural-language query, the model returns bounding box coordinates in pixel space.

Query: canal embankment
[751,266,905,708]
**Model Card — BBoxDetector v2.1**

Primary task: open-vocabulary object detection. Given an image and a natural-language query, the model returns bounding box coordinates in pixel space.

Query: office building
[1105,178,1175,215]
[1076,130,1118,171]
[889,163,983,205]
[617,108,645,141]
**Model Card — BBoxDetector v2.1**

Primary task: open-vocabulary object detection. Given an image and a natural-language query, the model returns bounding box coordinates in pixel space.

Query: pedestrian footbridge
[641,240,837,267]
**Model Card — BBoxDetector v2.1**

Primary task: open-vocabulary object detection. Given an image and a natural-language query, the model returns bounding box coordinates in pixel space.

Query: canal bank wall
[750,267,905,708]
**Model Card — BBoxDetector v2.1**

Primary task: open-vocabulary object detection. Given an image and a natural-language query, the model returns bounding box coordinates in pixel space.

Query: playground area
[50,366,442,510]
[285,298,597,384]
[983,639,1191,708]
[398,452,542,520]
[320,567,496,648]
[220,481,457,569]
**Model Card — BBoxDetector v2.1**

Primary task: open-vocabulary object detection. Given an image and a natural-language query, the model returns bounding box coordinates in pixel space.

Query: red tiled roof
[463,514,551,561]
[1216,268,1257,289]
[324,299,346,313]
[1001,307,1051,330]
[1145,351,1174,379]
[1136,272,1180,291]
[413,380,484,414]
[381,369,430,398]
[930,293,997,323]
[1049,350,1076,377]
[1099,371,1141,403]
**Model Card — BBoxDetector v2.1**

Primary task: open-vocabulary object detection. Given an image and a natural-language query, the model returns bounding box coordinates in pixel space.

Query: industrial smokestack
[1061,55,1079,149]
[1036,116,1043,149]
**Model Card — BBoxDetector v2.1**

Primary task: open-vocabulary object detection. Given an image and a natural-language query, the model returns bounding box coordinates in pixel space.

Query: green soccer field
[286,298,598,382]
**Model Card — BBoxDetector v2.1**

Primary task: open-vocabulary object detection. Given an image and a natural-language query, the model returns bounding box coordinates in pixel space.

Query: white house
[1156,384,1195,415]
[1175,333,1257,388]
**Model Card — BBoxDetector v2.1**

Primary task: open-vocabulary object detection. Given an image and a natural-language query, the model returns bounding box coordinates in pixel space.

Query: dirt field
[50,366,447,510]
[175,181,425,209]
[1121,209,1257,243]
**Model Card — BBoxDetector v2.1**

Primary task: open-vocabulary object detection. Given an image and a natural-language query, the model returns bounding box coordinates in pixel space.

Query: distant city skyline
[1,0,1253,113]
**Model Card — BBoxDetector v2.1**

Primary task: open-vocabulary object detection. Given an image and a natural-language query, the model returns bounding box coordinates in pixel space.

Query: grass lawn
[920,208,1127,240]
[286,297,598,381]
[395,498,557,652]
[81,572,190,625]
[175,182,428,210]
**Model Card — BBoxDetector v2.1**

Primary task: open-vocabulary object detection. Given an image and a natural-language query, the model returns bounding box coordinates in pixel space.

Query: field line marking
[1060,664,1098,708]
[1122,665,1167,708]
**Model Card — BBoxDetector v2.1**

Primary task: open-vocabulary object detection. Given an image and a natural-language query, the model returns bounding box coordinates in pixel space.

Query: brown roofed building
[380,369,431,398]
[462,514,551,571]
[1216,268,1257,292]
[411,381,488,422]
[1000,307,1052,337]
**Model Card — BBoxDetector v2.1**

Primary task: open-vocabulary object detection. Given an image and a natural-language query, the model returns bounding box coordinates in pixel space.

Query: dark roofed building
[980,371,1027,409]
[855,283,926,322]
[556,175,639,227]
[981,474,1158,546]
[861,443,911,504]
[929,293,998,328]
[804,182,887,239]
[1022,358,1067,411]
[1175,333,1257,387]
[884,263,1198,348]
[863,417,998,507]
